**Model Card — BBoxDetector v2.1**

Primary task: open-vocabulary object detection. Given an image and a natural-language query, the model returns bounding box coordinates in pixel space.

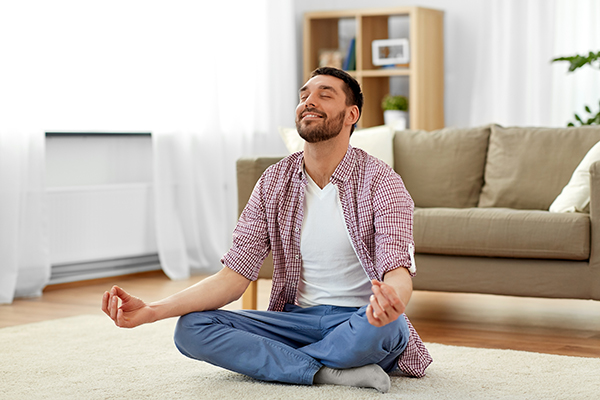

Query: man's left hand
[366,280,406,327]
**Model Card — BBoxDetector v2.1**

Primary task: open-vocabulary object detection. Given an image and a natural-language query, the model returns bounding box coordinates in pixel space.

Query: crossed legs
[173,304,409,391]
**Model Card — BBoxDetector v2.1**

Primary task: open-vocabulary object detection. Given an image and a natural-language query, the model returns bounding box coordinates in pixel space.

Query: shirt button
[295,255,299,259]
[295,227,300,232]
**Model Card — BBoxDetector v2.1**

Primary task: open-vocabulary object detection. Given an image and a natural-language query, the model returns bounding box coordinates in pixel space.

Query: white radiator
[47,183,160,283]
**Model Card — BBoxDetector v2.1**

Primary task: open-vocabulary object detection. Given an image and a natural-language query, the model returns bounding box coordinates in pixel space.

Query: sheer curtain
[0,132,50,304]
[551,0,600,126]
[0,1,297,299]
[470,0,600,127]
[152,1,297,279]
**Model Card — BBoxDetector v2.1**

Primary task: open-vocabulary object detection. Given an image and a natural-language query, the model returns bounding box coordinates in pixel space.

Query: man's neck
[303,134,350,189]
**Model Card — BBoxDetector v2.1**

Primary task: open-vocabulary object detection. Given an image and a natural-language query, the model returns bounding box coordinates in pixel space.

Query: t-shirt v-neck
[298,172,372,307]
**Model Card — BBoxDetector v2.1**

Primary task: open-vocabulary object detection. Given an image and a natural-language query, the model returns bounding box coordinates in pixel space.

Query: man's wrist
[147,302,170,323]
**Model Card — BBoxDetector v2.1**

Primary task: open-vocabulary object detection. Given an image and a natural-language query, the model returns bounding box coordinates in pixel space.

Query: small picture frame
[372,38,410,66]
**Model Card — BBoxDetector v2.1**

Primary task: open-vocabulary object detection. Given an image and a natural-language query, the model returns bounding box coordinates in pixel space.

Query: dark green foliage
[381,95,408,111]
[567,100,600,127]
[552,51,600,72]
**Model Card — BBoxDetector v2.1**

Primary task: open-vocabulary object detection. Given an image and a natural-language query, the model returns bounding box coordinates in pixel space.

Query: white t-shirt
[297,174,372,307]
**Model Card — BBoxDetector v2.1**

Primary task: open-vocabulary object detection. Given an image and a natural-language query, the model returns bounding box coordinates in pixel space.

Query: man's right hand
[101,285,155,328]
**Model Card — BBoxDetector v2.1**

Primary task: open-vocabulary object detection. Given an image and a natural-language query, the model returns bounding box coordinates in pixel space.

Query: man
[102,67,432,393]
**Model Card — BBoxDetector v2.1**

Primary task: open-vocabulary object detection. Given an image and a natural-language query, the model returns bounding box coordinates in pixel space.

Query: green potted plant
[552,50,600,126]
[381,94,409,130]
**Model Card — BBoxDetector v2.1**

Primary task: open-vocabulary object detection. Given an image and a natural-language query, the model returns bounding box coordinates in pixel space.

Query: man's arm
[101,266,251,328]
[366,267,412,327]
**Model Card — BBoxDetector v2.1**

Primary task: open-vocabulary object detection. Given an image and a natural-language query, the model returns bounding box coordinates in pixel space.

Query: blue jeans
[173,304,410,385]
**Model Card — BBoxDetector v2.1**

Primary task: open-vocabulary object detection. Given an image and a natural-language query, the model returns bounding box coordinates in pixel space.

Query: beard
[296,109,345,143]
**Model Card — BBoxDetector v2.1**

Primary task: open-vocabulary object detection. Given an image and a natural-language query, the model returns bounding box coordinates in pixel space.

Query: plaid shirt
[222,146,432,377]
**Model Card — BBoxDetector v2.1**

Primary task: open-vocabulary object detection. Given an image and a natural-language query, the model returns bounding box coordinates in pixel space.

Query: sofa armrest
[589,160,600,299]
[236,156,284,288]
[236,156,285,217]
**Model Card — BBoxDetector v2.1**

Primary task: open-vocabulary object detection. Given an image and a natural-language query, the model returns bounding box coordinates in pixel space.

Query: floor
[2,270,599,358]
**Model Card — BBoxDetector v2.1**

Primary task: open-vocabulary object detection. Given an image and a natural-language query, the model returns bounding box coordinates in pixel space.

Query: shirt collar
[330,145,356,184]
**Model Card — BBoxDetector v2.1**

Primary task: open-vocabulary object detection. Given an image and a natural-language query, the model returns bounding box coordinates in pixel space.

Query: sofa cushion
[414,207,590,260]
[478,125,600,210]
[550,140,600,213]
[393,126,490,208]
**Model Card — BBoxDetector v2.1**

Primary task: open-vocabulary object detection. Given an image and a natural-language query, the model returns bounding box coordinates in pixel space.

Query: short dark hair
[310,67,363,132]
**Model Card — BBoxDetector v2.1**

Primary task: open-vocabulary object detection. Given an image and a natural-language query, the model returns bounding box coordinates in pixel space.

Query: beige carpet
[1,315,598,399]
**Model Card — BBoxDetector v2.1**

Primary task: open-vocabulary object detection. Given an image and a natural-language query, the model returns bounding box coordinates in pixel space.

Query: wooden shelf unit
[303,7,444,130]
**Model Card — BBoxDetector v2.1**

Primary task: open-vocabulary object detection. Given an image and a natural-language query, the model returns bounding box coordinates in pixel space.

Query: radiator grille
[49,254,160,284]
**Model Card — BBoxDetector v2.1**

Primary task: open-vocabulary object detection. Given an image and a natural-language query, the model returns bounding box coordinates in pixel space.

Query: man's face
[295,74,349,143]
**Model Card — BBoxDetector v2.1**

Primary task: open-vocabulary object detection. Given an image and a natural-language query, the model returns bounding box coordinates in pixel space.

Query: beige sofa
[236,125,600,308]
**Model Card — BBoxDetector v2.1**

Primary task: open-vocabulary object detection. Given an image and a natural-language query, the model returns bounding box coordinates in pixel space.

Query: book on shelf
[342,37,356,71]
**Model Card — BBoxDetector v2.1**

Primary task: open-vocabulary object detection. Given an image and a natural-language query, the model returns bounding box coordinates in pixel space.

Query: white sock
[313,364,391,393]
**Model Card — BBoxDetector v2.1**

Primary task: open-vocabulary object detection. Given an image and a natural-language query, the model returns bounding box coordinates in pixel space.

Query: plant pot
[383,110,408,130]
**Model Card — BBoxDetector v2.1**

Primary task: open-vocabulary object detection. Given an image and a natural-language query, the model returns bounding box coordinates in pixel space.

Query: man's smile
[300,110,326,121]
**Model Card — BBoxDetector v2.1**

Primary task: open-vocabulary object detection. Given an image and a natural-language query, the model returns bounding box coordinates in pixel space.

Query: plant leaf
[552,51,600,72]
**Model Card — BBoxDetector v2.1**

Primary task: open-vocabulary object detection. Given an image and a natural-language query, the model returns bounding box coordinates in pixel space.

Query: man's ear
[346,105,360,126]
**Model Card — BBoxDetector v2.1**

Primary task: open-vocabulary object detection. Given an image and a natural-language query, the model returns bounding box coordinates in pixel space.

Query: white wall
[293,0,487,128]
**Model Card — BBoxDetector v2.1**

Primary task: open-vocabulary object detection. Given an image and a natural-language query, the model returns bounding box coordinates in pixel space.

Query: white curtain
[551,0,600,126]
[0,1,297,296]
[152,1,297,279]
[470,0,600,127]
[0,132,50,304]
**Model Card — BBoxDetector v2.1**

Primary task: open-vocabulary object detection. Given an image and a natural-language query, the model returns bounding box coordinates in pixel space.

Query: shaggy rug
[1,314,598,399]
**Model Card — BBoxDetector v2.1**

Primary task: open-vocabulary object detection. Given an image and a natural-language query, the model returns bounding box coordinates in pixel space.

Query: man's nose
[304,93,318,108]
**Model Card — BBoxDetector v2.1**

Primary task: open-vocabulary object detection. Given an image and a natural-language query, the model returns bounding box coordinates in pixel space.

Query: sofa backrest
[393,126,491,208]
[478,125,600,210]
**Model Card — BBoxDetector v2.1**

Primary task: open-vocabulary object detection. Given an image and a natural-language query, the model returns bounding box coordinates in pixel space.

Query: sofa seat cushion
[414,207,590,260]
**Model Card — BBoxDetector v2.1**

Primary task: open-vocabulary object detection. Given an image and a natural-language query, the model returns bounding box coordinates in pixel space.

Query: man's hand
[101,285,155,328]
[366,280,406,327]
[366,267,412,327]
